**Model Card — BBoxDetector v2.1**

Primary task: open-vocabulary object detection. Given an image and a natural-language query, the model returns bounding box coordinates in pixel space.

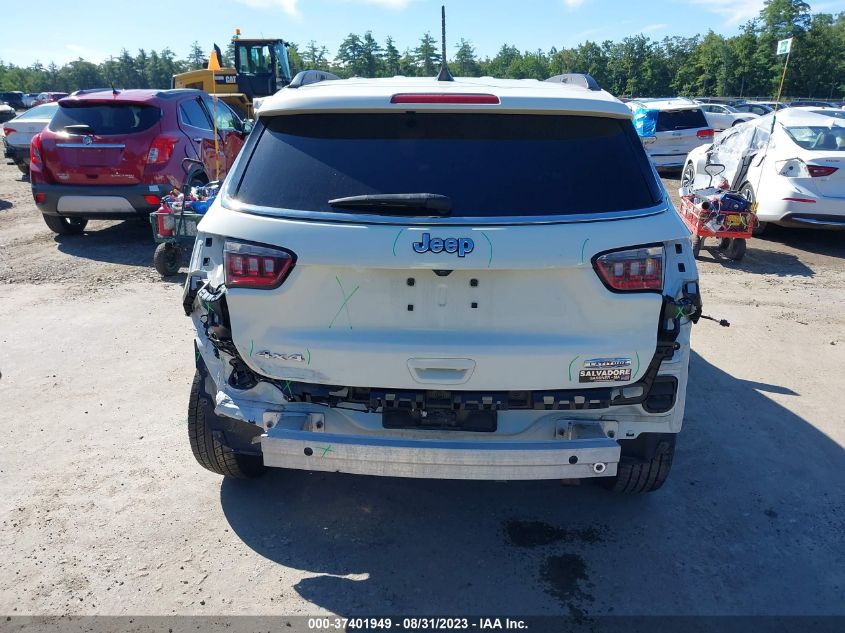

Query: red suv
[31,89,248,234]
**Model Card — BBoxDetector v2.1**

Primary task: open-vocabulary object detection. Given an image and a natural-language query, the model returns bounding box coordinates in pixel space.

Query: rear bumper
[32,182,170,219]
[260,424,621,480]
[648,153,688,169]
[3,143,27,163]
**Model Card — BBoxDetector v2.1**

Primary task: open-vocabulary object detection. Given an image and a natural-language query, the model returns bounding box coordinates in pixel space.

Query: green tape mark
[306,348,311,365]
[580,238,590,264]
[392,228,406,257]
[479,231,494,268]
[249,340,254,357]
[282,381,294,397]
[329,276,360,329]
[320,445,334,457]
[195,349,201,362]
[634,352,641,380]
[568,356,580,382]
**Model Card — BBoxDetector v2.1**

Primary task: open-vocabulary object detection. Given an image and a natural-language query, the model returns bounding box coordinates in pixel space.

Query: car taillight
[3,127,15,138]
[30,133,43,166]
[696,129,715,139]
[147,136,178,165]
[390,93,500,105]
[224,240,296,289]
[807,165,838,178]
[776,158,838,178]
[593,246,664,292]
[144,194,161,205]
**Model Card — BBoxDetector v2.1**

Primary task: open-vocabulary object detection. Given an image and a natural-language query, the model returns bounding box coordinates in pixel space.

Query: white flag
[777,38,793,55]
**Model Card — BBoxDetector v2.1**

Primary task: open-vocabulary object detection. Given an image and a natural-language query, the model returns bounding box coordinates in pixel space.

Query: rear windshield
[234,113,661,217]
[49,104,161,135]
[785,126,845,151]
[656,109,708,132]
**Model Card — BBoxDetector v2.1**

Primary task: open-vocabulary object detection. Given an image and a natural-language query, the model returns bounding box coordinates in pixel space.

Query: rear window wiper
[62,124,95,135]
[328,193,452,216]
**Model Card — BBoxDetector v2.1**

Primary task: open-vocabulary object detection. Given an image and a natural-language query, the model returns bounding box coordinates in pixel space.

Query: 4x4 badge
[413,233,474,257]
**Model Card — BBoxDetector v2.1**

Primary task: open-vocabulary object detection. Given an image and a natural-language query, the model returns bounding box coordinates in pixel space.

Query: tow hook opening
[592,462,607,474]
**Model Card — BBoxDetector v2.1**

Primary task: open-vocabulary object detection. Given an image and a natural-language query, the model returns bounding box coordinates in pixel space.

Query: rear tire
[681,162,695,190]
[187,370,266,479]
[42,214,87,235]
[725,238,747,261]
[153,243,181,277]
[15,161,28,174]
[692,236,704,258]
[603,435,676,494]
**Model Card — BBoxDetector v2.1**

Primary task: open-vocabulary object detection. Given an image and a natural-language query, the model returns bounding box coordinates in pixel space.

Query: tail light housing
[807,165,838,178]
[696,129,715,139]
[30,133,43,166]
[147,136,178,165]
[777,158,839,178]
[3,127,16,139]
[593,246,664,292]
[224,240,296,289]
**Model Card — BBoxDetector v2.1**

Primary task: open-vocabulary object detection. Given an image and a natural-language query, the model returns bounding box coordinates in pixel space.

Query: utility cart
[678,163,757,262]
[150,161,219,276]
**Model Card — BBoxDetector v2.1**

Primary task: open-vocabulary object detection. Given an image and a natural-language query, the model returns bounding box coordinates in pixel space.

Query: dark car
[788,99,838,108]
[0,91,26,110]
[30,89,249,234]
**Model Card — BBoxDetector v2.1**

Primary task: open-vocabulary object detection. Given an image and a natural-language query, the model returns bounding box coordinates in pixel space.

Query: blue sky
[3,0,845,67]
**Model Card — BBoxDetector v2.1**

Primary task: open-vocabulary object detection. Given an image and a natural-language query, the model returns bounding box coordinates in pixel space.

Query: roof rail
[69,88,121,97]
[287,70,341,89]
[545,73,601,91]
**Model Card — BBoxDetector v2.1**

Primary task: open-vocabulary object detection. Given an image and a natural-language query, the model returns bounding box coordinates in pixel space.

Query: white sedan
[681,108,845,232]
[698,103,758,131]
[2,102,58,174]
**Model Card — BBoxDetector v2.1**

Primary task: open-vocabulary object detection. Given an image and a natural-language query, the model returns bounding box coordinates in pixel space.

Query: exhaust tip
[592,462,607,474]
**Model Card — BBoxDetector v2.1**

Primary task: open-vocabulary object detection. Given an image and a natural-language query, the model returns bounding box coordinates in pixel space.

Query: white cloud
[689,0,765,26]
[563,0,586,8]
[640,23,668,33]
[233,0,300,18]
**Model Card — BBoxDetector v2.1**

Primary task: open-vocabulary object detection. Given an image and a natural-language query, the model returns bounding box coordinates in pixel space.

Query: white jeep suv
[183,72,701,493]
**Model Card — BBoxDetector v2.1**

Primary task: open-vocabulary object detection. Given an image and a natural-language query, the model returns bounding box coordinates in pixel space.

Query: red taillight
[593,246,664,292]
[390,93,500,105]
[35,193,46,203]
[696,129,715,139]
[147,136,178,165]
[3,127,16,138]
[30,133,43,166]
[807,165,838,178]
[144,194,161,205]
[224,241,296,289]
[783,197,816,203]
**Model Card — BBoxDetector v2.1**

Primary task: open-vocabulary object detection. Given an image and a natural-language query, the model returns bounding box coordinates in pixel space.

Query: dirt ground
[0,162,844,623]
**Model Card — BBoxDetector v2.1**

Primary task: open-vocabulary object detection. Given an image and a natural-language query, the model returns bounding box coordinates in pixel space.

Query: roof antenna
[436,4,454,82]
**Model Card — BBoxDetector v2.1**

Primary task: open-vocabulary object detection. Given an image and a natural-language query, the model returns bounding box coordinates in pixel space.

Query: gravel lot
[0,162,843,622]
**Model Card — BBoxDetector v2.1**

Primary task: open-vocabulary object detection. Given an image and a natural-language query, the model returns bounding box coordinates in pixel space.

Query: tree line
[1,0,842,100]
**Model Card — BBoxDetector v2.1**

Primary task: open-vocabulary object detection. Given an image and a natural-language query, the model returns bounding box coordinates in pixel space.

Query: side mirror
[704,163,726,177]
